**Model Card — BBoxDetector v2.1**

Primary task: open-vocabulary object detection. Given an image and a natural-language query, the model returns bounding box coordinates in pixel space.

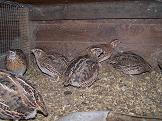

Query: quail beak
[31,49,38,57]
[31,49,35,54]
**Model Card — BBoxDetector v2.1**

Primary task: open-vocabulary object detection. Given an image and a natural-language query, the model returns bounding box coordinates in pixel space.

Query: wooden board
[30,19,162,68]
[15,0,133,4]
[29,1,162,20]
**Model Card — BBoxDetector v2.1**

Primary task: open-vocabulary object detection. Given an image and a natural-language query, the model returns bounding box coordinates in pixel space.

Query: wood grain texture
[29,1,162,20]
[30,19,162,68]
[15,0,132,4]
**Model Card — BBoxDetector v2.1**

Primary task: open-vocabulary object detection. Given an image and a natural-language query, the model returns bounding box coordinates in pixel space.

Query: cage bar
[0,1,30,68]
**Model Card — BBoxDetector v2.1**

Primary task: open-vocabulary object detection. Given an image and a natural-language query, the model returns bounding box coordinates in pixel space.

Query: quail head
[108,51,152,75]
[5,49,27,76]
[0,69,48,121]
[86,39,120,62]
[63,55,99,88]
[31,48,68,80]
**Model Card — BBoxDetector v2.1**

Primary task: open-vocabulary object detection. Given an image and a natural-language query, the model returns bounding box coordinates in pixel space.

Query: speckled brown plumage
[63,39,120,88]
[31,49,68,80]
[86,39,120,62]
[64,55,99,88]
[5,49,27,76]
[0,69,48,121]
[108,51,152,75]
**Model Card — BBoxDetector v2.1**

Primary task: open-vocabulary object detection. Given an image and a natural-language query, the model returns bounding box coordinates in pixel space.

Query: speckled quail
[108,51,152,75]
[64,55,99,88]
[86,39,120,62]
[63,39,120,88]
[5,49,27,76]
[31,48,68,81]
[0,69,48,121]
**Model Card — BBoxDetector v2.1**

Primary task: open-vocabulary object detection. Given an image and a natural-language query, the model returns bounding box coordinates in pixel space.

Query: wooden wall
[29,1,162,69]
[15,0,128,4]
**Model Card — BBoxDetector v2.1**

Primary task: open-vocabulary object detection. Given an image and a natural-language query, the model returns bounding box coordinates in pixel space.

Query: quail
[86,39,120,62]
[5,49,27,76]
[64,55,99,88]
[31,48,68,80]
[0,69,48,121]
[108,51,152,75]
[63,39,120,88]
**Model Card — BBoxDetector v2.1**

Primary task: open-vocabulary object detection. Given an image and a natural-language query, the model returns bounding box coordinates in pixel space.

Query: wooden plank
[14,0,162,4]
[15,0,120,4]
[32,19,162,43]
[31,19,162,67]
[29,1,162,20]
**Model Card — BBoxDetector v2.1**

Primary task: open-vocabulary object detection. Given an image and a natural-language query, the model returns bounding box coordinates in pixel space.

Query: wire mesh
[0,1,30,68]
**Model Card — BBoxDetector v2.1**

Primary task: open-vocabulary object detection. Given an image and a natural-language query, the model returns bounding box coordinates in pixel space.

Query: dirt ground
[24,61,162,121]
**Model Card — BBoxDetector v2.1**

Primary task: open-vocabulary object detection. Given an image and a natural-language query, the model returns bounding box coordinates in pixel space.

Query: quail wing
[109,51,152,75]
[0,69,48,120]
[64,55,99,88]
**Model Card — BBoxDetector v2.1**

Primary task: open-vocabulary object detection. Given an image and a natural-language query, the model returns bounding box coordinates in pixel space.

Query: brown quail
[31,48,68,80]
[64,55,99,88]
[5,49,27,76]
[86,39,120,62]
[0,69,48,121]
[63,39,120,88]
[108,51,152,75]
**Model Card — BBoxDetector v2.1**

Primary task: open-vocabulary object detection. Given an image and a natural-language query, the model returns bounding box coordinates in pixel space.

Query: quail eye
[9,51,16,56]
